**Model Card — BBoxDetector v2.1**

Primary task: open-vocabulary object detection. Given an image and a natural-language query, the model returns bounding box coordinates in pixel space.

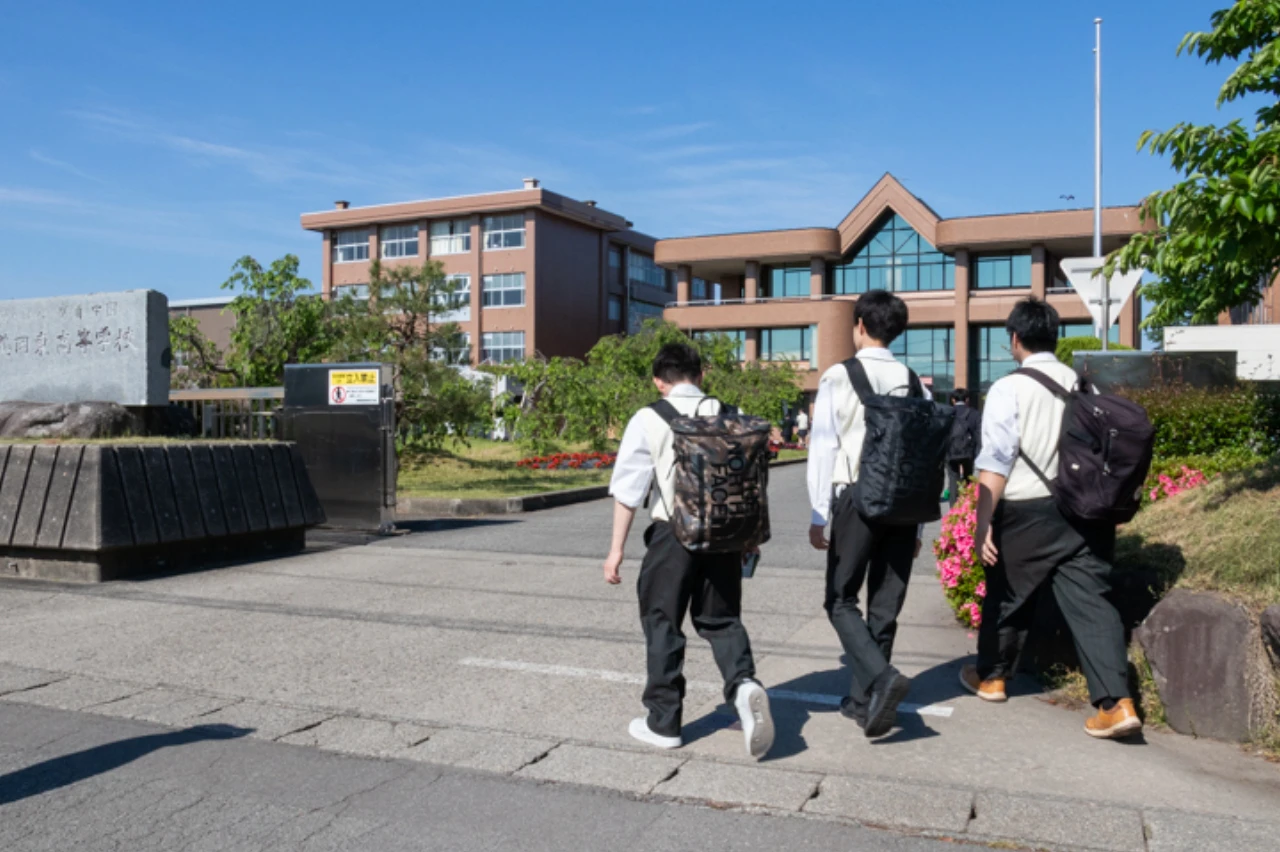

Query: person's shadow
[0,724,252,807]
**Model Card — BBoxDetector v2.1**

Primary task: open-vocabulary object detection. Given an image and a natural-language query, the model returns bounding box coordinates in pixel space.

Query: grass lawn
[775,449,808,463]
[398,439,614,500]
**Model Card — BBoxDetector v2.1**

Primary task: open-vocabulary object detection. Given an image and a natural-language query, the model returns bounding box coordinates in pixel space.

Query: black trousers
[977,498,1129,705]
[947,459,973,507]
[825,488,918,714]
[637,522,756,737]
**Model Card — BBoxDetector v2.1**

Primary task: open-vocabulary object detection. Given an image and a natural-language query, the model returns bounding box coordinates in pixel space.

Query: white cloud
[29,150,103,183]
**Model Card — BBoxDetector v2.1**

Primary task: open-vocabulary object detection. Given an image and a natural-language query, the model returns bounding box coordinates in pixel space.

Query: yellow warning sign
[328,369,379,405]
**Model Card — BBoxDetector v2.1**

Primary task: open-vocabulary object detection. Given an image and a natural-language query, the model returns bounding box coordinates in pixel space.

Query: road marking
[458,658,954,719]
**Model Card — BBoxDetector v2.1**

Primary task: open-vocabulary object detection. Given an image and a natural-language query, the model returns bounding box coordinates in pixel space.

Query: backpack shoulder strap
[649,399,681,424]
[1013,367,1071,401]
[842,358,874,404]
[906,369,925,399]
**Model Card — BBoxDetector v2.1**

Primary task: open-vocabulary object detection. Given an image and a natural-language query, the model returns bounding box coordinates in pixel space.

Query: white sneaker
[628,717,682,750]
[734,681,775,758]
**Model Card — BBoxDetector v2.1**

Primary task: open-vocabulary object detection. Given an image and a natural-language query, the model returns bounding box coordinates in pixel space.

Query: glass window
[974,253,1032,289]
[482,273,525,308]
[695,329,746,361]
[760,326,816,364]
[627,300,665,334]
[607,296,622,321]
[433,274,471,321]
[889,327,954,399]
[332,283,370,301]
[429,219,471,255]
[433,332,471,365]
[380,224,419,259]
[1058,322,1120,343]
[831,214,954,294]
[628,252,667,290]
[609,246,622,269]
[970,326,1019,394]
[332,229,370,263]
[481,331,524,364]
[692,278,709,301]
[765,266,809,299]
[483,213,526,250]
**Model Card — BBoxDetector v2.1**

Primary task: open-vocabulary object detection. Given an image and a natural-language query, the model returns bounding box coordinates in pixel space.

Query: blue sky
[0,0,1252,302]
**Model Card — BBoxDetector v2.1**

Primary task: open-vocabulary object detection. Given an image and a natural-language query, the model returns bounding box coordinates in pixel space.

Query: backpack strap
[906,369,925,399]
[842,358,875,404]
[649,399,680,424]
[1013,367,1071,401]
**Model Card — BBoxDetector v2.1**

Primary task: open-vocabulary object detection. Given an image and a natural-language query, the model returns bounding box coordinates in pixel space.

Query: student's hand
[808,524,829,551]
[603,549,624,585]
[980,526,999,566]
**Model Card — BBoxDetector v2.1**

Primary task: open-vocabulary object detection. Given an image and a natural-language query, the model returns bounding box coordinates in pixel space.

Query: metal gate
[278,363,397,532]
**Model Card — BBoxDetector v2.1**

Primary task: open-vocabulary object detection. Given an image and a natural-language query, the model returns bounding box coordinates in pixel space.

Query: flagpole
[1094,17,1108,350]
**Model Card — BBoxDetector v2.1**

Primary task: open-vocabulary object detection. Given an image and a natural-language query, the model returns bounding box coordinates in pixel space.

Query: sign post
[1060,257,1143,341]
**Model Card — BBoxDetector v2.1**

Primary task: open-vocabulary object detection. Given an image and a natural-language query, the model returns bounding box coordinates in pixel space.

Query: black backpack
[947,406,982,462]
[843,359,954,526]
[1013,368,1155,524]
[649,399,772,553]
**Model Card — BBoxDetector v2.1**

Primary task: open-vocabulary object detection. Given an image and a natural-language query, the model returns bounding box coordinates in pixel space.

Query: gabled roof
[835,173,941,253]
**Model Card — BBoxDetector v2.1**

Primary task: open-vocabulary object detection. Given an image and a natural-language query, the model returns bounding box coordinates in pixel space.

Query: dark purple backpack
[1014,368,1155,524]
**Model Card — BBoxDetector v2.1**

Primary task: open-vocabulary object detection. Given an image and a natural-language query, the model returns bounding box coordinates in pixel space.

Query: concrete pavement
[0,466,1277,850]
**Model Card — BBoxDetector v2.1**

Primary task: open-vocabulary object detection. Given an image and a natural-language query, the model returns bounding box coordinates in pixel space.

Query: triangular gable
[836,173,941,255]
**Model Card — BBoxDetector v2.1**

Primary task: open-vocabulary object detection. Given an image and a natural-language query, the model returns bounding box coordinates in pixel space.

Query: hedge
[1055,335,1132,365]
[1120,382,1280,459]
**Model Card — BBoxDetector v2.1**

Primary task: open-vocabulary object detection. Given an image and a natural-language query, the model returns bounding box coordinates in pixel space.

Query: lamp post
[1094,17,1108,350]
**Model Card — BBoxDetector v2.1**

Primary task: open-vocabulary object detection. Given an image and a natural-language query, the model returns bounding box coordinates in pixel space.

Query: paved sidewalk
[0,467,1276,851]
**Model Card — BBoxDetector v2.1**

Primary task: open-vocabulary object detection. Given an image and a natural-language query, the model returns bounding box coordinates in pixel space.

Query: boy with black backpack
[808,291,952,738]
[946,389,982,506]
[603,343,776,758]
[963,298,1147,740]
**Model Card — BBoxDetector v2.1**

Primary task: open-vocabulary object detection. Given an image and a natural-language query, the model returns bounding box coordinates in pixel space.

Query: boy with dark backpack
[807,290,953,738]
[946,389,982,506]
[603,343,776,758]
[964,298,1149,740]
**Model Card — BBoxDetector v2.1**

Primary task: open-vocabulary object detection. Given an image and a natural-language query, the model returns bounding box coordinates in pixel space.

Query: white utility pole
[1094,17,1108,350]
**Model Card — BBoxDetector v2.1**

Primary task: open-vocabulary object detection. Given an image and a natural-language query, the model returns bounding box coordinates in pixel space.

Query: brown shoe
[1085,698,1143,739]
[959,664,1007,702]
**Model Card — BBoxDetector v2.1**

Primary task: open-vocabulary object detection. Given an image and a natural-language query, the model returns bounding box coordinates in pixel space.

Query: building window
[333,283,370,301]
[628,252,667,291]
[482,272,525,308]
[483,214,526,250]
[380,224,419,259]
[890,328,954,399]
[482,331,525,363]
[970,326,1018,395]
[1058,322,1119,343]
[434,274,471,321]
[628,300,665,334]
[429,219,471,255]
[760,326,817,365]
[607,296,622,321]
[332,229,370,263]
[766,266,809,299]
[695,330,746,361]
[433,332,471,365]
[831,213,954,294]
[692,278,709,301]
[973,254,1032,289]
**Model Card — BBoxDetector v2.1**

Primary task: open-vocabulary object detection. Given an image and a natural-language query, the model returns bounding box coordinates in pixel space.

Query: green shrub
[1055,335,1132,365]
[1121,383,1280,459]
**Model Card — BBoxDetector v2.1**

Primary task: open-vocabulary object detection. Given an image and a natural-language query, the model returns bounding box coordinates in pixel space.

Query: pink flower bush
[1148,466,1209,502]
[933,481,986,629]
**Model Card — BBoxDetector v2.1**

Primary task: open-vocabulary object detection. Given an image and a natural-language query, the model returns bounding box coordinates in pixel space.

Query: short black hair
[949,388,970,405]
[1005,297,1060,353]
[652,343,702,384]
[854,290,909,344]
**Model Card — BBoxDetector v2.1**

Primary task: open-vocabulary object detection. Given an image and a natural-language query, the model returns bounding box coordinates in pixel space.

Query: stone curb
[395,456,807,518]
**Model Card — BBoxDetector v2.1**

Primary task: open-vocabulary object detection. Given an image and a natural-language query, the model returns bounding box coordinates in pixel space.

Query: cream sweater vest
[1001,359,1080,502]
[823,354,913,486]
[639,392,724,523]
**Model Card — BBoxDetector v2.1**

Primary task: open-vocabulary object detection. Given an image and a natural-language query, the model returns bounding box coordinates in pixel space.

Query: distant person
[795,408,810,447]
[807,290,925,738]
[603,343,775,758]
[946,389,982,505]
[782,412,796,444]
[963,298,1140,740]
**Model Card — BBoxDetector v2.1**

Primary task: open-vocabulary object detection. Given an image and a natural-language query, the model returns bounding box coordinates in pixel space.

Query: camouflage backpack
[649,399,772,553]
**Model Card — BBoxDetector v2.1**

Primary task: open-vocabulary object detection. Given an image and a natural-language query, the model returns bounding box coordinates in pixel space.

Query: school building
[656,174,1148,401]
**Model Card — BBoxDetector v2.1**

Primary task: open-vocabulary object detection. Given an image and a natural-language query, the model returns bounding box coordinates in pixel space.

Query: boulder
[0,401,138,439]
[1262,606,1280,670]
[1137,589,1276,742]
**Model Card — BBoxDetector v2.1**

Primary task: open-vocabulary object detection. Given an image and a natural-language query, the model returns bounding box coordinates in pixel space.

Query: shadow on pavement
[0,724,252,806]
[393,518,524,534]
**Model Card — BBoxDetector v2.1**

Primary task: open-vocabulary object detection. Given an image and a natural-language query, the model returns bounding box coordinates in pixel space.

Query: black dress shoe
[838,697,867,729]
[863,668,912,738]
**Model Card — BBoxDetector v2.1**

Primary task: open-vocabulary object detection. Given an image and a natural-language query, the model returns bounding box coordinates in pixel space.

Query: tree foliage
[169,313,230,390]
[1110,0,1280,329]
[328,259,492,449]
[221,255,334,386]
[494,320,802,454]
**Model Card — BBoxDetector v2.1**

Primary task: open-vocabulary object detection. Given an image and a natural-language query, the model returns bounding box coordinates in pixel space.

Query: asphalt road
[0,702,968,852]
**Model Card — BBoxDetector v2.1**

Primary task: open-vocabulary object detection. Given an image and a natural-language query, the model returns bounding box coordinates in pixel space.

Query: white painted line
[458,658,954,719]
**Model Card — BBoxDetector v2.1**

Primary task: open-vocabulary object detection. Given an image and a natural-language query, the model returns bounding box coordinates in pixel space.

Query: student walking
[963,298,1141,740]
[603,343,776,758]
[946,389,982,505]
[807,290,933,738]
[795,408,810,448]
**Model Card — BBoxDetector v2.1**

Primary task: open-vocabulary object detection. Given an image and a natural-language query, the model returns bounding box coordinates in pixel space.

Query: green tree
[1110,0,1280,330]
[329,259,492,449]
[221,255,334,386]
[168,314,231,389]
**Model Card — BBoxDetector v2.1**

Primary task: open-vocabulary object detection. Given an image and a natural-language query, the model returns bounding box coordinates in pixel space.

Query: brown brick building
[299,179,667,365]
